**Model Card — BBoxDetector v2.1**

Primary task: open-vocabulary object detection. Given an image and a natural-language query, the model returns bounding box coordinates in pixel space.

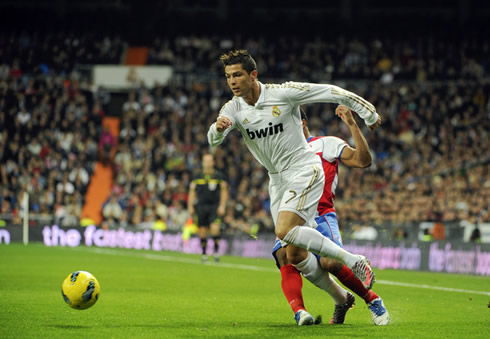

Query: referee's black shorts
[195,205,219,228]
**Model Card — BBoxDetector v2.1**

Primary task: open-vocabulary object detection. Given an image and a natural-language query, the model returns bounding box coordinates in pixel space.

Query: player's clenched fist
[216,116,232,132]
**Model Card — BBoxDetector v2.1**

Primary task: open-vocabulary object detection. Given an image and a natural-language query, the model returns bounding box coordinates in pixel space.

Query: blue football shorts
[272,212,343,268]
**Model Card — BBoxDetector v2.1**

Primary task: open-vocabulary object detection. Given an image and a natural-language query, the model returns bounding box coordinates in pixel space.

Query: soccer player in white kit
[207,50,381,297]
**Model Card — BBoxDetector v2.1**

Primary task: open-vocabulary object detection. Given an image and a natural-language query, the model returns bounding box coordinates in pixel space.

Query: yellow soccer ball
[61,271,100,310]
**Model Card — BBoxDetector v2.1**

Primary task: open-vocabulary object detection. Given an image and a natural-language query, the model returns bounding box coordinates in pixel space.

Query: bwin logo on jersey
[246,122,284,140]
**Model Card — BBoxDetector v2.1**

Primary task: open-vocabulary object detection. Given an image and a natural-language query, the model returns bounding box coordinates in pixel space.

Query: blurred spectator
[351,225,379,241]
[122,91,141,119]
[168,200,189,231]
[469,227,481,243]
[99,126,116,165]
[62,196,82,227]
[155,199,169,219]
[431,222,445,240]
[126,68,143,89]
[422,229,433,242]
[102,194,124,227]
[392,227,408,241]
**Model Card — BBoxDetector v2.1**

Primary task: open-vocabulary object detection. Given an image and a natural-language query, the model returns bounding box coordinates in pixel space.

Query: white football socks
[294,252,348,305]
[282,225,358,268]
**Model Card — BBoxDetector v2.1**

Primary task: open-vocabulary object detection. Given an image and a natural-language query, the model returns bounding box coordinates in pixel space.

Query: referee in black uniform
[188,154,228,262]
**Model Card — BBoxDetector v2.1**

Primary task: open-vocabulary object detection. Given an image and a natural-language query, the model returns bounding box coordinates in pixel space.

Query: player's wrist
[364,112,379,126]
[214,123,225,134]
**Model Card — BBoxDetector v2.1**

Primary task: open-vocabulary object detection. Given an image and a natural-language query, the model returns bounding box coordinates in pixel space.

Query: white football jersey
[208,81,378,174]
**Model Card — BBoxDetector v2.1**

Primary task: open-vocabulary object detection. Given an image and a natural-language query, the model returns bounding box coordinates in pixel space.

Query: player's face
[224,64,257,97]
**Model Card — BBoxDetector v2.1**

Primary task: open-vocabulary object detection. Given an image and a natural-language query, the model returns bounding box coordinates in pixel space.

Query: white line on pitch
[76,247,490,296]
[86,247,277,272]
[375,280,490,296]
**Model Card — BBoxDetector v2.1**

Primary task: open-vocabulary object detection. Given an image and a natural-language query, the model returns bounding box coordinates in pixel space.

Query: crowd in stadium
[146,34,488,82]
[0,31,124,74]
[0,32,488,240]
[0,66,108,226]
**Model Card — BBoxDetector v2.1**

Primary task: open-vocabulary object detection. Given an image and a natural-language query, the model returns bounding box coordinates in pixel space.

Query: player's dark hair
[220,50,257,74]
[300,109,308,121]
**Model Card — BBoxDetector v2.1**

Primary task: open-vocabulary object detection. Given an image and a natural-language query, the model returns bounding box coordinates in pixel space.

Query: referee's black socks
[213,236,220,252]
[200,238,207,255]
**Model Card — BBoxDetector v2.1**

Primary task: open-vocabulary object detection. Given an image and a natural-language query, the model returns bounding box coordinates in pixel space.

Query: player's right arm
[187,181,197,216]
[216,116,233,133]
[336,105,372,168]
[207,103,236,146]
[281,82,381,130]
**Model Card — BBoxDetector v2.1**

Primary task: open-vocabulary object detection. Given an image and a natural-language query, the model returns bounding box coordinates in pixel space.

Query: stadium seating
[0,32,488,242]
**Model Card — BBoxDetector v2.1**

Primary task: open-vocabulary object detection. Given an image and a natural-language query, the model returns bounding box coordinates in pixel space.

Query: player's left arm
[336,105,372,168]
[217,179,228,217]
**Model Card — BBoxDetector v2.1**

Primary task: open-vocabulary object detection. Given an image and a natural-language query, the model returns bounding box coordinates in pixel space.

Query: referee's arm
[188,181,196,217]
[217,180,228,216]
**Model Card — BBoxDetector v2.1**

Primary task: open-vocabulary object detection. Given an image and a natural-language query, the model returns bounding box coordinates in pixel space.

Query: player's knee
[275,211,304,240]
[275,224,293,240]
[275,248,288,267]
[275,227,287,240]
[286,247,308,265]
[199,227,208,237]
[320,257,343,274]
[210,223,220,235]
[287,253,304,265]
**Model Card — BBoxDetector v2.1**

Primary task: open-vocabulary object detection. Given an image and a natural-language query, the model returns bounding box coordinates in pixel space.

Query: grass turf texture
[0,243,489,338]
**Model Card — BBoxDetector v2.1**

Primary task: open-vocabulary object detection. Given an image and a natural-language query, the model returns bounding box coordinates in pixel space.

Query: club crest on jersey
[272,105,281,117]
[246,122,284,140]
[242,118,249,124]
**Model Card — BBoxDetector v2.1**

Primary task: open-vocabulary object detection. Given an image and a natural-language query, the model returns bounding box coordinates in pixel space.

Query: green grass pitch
[1,243,489,338]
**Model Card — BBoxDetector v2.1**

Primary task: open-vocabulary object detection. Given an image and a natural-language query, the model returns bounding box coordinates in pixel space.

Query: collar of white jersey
[255,81,265,106]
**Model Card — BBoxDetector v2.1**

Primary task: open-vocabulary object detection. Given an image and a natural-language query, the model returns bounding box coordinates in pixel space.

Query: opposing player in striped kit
[273,106,389,326]
[207,50,381,322]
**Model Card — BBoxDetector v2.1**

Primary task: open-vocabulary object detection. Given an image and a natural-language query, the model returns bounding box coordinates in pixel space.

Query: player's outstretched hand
[367,115,382,132]
[335,105,356,126]
[216,116,232,132]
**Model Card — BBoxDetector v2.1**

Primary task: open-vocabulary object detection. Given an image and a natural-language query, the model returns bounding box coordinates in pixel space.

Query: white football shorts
[268,163,324,227]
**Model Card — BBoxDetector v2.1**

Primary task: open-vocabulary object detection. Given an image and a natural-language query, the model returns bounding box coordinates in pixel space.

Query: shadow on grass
[48,324,170,329]
[266,323,370,337]
[106,324,170,329]
[49,325,91,329]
